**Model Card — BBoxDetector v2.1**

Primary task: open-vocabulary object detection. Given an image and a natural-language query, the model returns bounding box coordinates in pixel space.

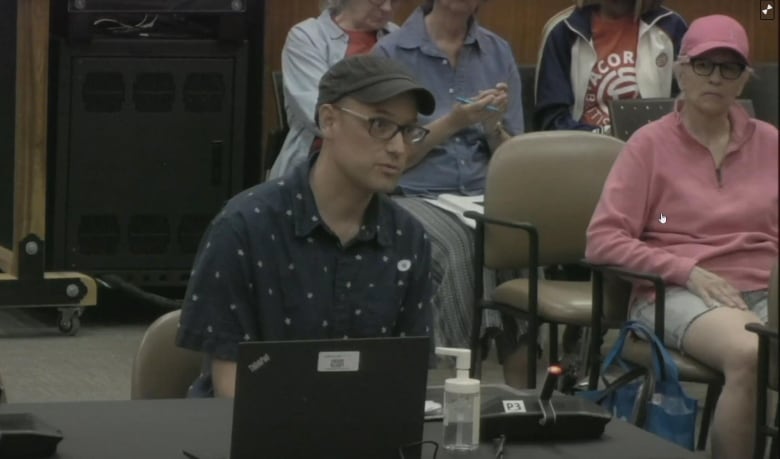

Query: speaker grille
[82,72,125,112]
[133,73,175,112]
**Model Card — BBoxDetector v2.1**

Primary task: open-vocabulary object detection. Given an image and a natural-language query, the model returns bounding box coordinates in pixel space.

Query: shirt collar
[396,7,483,55]
[320,8,394,40]
[673,100,757,151]
[289,154,394,248]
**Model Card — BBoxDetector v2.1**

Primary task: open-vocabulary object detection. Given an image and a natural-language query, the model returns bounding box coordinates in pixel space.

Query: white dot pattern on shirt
[311,215,319,222]
[286,209,292,216]
[346,281,351,288]
[254,207,260,214]
[206,241,211,249]
[307,237,314,244]
[229,304,237,310]
[257,260,263,268]
[207,325,213,333]
[288,263,295,270]
[192,294,199,301]
[296,193,303,200]
[400,332,406,337]
[368,283,374,288]
[398,280,404,286]
[355,254,362,261]
[382,256,389,262]
[322,320,328,327]
[244,334,251,341]
[270,234,276,241]
[214,271,220,279]
[284,317,291,325]
[354,309,362,316]
[323,266,328,272]
[418,302,423,309]
[248,191,254,196]
[268,288,273,295]
[237,249,244,256]
[307,292,314,299]
[381,326,387,334]
[278,180,285,186]
[396,229,402,236]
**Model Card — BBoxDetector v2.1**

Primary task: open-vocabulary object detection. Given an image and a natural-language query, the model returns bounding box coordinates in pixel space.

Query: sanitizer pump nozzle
[435,347,480,451]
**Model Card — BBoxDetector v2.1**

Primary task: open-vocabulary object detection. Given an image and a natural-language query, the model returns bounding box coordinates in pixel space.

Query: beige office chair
[130,309,202,400]
[746,262,779,459]
[609,98,756,141]
[466,131,625,388]
[586,267,723,450]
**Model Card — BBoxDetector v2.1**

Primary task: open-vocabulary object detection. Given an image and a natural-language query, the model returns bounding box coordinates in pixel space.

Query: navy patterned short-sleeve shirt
[177,156,434,397]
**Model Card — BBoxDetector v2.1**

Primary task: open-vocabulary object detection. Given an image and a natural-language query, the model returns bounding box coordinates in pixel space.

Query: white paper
[422,194,484,229]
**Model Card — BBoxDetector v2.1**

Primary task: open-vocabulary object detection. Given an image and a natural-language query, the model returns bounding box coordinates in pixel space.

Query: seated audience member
[270,0,401,178]
[586,15,778,459]
[374,0,526,383]
[177,55,437,398]
[535,0,687,134]
[536,0,686,357]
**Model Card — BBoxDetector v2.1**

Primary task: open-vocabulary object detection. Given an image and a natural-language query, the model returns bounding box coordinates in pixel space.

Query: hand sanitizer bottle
[435,347,480,451]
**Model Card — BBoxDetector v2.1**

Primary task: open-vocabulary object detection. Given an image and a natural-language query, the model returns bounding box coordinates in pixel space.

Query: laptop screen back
[230,336,430,459]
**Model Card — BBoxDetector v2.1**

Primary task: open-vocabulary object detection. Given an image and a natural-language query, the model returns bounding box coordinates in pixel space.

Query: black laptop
[230,336,430,459]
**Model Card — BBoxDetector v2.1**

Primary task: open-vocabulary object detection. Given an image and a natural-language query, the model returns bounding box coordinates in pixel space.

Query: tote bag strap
[623,320,681,383]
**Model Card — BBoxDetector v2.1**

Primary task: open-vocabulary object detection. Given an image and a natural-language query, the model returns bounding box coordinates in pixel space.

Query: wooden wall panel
[261,0,778,153]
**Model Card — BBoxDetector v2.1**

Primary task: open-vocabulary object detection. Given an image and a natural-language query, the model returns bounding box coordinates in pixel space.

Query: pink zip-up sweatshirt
[586,103,778,301]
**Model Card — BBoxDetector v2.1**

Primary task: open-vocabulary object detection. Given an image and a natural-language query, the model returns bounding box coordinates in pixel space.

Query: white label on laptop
[502,400,527,413]
[317,351,360,372]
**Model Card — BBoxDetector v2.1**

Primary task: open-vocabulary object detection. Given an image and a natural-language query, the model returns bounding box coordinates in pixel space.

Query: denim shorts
[629,288,768,354]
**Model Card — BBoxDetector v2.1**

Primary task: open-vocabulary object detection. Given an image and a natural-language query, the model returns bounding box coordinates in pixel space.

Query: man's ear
[318,104,336,138]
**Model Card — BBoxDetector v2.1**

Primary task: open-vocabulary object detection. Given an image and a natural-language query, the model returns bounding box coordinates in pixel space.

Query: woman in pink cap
[586,15,777,458]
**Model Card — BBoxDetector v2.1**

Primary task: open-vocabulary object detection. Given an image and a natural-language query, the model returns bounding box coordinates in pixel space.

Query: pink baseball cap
[680,15,750,64]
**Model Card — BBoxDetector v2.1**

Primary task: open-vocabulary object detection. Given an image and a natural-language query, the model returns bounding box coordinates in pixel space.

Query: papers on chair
[423,194,484,229]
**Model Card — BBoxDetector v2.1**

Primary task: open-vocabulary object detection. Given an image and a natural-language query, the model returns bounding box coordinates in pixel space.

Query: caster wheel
[58,314,80,336]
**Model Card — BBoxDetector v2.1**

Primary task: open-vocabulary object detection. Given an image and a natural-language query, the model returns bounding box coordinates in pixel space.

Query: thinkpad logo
[248,353,271,373]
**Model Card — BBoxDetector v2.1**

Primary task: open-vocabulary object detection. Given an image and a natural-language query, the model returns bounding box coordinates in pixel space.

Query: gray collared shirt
[374,8,524,196]
[177,156,434,397]
[269,10,398,179]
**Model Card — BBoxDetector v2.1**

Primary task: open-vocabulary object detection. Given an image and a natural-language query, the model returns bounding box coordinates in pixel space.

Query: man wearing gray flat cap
[177,55,438,398]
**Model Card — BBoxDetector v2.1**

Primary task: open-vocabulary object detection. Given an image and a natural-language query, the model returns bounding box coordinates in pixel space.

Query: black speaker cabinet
[51,39,247,287]
[0,0,17,250]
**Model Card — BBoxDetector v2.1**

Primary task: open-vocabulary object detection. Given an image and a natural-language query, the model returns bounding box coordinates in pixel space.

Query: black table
[0,398,702,459]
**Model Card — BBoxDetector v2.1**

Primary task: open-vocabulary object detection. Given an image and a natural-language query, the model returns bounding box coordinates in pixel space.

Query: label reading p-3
[317,351,360,372]
[502,400,527,413]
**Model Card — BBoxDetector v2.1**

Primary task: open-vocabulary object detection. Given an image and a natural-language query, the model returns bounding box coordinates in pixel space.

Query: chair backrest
[769,262,778,389]
[609,98,756,141]
[534,6,575,106]
[482,131,624,270]
[742,62,779,127]
[130,309,203,399]
[271,70,288,132]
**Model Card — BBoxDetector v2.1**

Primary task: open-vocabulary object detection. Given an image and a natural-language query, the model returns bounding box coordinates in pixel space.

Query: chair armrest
[745,322,780,339]
[582,261,667,343]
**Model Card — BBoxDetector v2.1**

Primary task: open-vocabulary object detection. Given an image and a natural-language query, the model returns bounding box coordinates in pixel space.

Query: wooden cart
[0,0,97,335]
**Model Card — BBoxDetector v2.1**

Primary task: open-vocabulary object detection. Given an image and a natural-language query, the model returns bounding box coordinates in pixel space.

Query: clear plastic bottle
[435,347,480,451]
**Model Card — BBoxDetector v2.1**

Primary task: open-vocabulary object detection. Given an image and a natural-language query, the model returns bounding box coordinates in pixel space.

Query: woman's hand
[686,266,748,310]
[479,82,509,133]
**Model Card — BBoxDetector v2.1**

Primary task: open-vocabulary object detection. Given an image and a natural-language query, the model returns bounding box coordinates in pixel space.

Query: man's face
[320,93,419,194]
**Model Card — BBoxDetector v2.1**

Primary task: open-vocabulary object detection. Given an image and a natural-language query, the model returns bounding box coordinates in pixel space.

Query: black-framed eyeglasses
[337,106,430,144]
[687,58,747,80]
